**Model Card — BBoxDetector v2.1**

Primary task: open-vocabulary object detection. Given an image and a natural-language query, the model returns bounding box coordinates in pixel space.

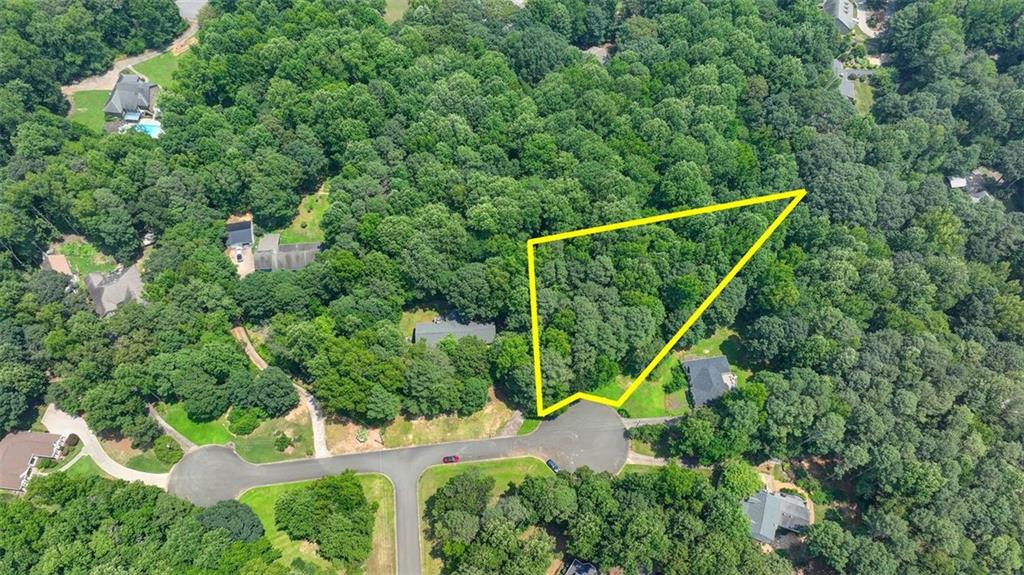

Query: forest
[1,0,1023,573]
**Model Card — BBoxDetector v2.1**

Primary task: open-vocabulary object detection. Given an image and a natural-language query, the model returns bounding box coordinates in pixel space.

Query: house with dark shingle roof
[103,74,158,120]
[84,265,144,317]
[682,355,737,408]
[742,490,812,543]
[225,220,254,248]
[0,432,65,493]
[254,233,320,271]
[413,319,496,345]
[564,558,599,575]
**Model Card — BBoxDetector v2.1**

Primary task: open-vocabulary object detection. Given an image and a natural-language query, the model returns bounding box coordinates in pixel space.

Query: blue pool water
[133,122,163,138]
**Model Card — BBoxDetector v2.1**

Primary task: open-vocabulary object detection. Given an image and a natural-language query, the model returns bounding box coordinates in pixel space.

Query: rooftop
[742,490,812,543]
[103,74,157,116]
[823,0,857,32]
[254,234,320,271]
[226,220,254,247]
[414,319,497,345]
[682,355,736,408]
[84,265,144,316]
[0,432,63,492]
[41,253,73,276]
[564,558,599,575]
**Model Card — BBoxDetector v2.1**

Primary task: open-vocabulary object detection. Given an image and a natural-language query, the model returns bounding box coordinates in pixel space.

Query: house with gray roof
[742,490,812,543]
[0,432,66,493]
[103,75,158,120]
[84,265,144,316]
[254,234,320,271]
[414,319,496,345]
[682,355,737,408]
[226,220,254,247]
[563,558,599,575]
[823,0,857,33]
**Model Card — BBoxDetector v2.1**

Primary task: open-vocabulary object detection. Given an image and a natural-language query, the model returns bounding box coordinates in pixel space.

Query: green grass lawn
[234,412,315,463]
[418,457,552,575]
[854,79,874,115]
[630,439,656,457]
[57,239,116,275]
[157,403,234,445]
[518,419,541,435]
[590,355,688,418]
[274,192,329,244]
[132,51,181,92]
[399,308,439,338]
[69,90,109,134]
[63,456,106,479]
[240,474,395,574]
[620,463,662,475]
[384,0,409,22]
[381,395,514,448]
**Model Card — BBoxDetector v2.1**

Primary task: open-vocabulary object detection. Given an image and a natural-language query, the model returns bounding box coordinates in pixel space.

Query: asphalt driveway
[169,401,628,575]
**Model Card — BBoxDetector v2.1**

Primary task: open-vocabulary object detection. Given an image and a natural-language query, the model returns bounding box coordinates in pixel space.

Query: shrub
[664,365,687,393]
[197,500,264,541]
[154,435,183,464]
[228,407,267,435]
[274,432,292,452]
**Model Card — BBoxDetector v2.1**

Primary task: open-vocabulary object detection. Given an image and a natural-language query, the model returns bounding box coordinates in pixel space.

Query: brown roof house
[0,432,66,493]
[40,253,73,276]
[85,265,144,316]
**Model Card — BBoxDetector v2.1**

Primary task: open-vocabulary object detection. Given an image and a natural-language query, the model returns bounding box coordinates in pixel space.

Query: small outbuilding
[103,74,158,119]
[84,265,144,317]
[41,253,73,276]
[254,233,320,271]
[742,490,812,543]
[0,432,66,493]
[946,175,968,189]
[682,355,737,408]
[413,319,496,345]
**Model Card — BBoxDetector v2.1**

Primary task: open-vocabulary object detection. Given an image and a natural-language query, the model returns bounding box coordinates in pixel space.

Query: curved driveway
[170,401,628,575]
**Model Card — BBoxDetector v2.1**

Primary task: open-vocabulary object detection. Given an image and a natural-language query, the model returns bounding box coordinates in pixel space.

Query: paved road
[170,401,628,575]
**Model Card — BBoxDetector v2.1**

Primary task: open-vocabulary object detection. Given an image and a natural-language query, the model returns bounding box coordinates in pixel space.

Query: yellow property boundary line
[527,188,807,417]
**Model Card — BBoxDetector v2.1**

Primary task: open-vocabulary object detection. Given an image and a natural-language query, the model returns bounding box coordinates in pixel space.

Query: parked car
[442,455,460,464]
[546,459,560,473]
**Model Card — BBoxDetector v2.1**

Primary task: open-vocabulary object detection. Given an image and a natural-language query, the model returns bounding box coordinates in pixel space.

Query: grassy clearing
[101,438,173,473]
[63,456,106,479]
[132,51,181,91]
[240,474,395,574]
[399,308,440,338]
[630,439,656,457]
[69,90,109,134]
[234,407,315,463]
[57,239,116,275]
[384,0,409,22]
[382,395,514,448]
[854,79,874,115]
[275,191,330,245]
[518,419,541,435]
[419,457,553,575]
[156,403,233,445]
[590,355,688,418]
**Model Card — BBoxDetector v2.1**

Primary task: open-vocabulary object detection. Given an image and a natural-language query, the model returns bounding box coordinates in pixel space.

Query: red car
[442,455,460,464]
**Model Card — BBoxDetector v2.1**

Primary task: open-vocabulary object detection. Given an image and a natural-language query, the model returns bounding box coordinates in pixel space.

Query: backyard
[854,79,874,115]
[273,190,329,244]
[680,326,754,387]
[239,474,395,574]
[56,238,116,275]
[399,308,440,338]
[418,457,553,575]
[68,90,108,133]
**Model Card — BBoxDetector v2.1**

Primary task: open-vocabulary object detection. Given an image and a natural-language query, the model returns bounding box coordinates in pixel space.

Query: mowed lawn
[101,437,173,473]
[63,455,107,479]
[399,308,439,338]
[418,457,553,575]
[239,474,395,574]
[157,402,314,463]
[275,191,329,244]
[681,326,754,387]
[590,354,688,418]
[381,393,514,448]
[132,51,182,91]
[69,90,109,133]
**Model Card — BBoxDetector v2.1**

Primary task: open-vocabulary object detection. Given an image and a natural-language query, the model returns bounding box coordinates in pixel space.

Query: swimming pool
[133,121,163,138]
